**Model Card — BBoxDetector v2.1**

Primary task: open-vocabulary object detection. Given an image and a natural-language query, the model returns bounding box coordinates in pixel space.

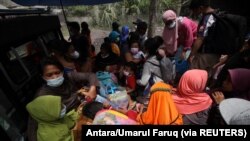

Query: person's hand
[136,103,144,114]
[77,88,88,95]
[171,88,177,94]
[219,55,228,62]
[187,55,194,64]
[136,80,141,85]
[86,122,92,125]
[103,101,110,108]
[212,91,225,104]
[213,55,228,69]
[77,86,96,99]
[126,87,134,94]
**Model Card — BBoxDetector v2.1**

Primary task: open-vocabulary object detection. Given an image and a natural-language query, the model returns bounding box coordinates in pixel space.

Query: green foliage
[160,0,179,12]
[99,4,118,28]
[64,0,181,28]
[66,6,90,16]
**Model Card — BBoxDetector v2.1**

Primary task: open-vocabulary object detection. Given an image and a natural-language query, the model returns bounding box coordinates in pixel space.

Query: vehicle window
[3,50,28,85]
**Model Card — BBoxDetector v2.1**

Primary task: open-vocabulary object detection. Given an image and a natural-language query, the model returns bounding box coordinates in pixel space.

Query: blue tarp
[12,0,122,6]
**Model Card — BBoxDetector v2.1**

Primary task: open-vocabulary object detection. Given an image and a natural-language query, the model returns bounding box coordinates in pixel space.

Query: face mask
[46,75,64,87]
[70,51,80,59]
[123,71,129,76]
[130,48,139,54]
[60,105,67,118]
[168,21,176,29]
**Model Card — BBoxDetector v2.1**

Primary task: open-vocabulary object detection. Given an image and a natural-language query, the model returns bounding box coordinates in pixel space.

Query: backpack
[146,56,176,84]
[96,71,118,98]
[202,12,247,55]
[175,59,189,75]
[159,56,176,84]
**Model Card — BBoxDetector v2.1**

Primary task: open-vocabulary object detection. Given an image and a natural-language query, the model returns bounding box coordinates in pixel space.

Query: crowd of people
[26,0,250,141]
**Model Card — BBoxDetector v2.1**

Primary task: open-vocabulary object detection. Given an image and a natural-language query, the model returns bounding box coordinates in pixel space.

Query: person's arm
[126,87,135,94]
[137,62,151,86]
[188,14,215,63]
[182,23,194,50]
[125,52,133,62]
[68,72,99,99]
[68,72,99,86]
[188,37,204,63]
[132,58,142,64]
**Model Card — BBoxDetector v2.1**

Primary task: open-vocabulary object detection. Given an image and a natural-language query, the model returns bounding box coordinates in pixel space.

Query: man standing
[188,0,220,77]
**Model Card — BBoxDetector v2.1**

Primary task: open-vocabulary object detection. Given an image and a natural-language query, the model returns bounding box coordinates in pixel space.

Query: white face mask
[70,51,80,59]
[168,21,176,29]
[130,48,139,54]
[46,75,64,87]
[123,71,130,76]
[60,104,67,118]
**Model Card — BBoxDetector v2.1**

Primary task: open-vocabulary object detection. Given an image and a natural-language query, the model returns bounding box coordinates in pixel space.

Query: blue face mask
[46,75,64,87]
[60,104,67,118]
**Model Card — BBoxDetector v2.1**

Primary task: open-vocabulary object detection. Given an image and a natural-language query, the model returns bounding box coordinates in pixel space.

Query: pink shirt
[178,17,198,50]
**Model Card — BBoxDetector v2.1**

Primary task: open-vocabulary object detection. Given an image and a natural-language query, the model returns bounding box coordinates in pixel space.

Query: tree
[148,0,158,37]
[176,0,182,16]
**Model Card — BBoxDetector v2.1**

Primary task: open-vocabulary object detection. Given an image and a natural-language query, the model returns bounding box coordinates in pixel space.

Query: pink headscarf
[172,70,212,114]
[162,10,178,55]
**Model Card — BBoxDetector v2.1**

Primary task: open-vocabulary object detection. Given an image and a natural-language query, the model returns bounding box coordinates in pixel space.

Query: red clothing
[126,75,136,90]
[127,110,138,121]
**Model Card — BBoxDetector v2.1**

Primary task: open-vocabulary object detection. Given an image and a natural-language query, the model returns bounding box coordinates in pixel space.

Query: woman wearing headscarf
[120,26,130,56]
[209,69,250,125]
[221,68,250,100]
[162,10,197,59]
[172,70,212,125]
[212,68,250,102]
[137,82,183,125]
[27,57,99,141]
[121,26,130,45]
[109,31,121,56]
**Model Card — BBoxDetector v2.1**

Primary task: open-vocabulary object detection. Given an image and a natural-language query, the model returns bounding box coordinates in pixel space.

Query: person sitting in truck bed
[27,57,99,141]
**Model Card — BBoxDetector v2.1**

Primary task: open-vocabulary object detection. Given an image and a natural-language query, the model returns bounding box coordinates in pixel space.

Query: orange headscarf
[172,70,212,114]
[137,82,183,125]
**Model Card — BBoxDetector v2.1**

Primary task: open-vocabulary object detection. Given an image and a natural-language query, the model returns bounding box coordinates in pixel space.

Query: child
[26,95,78,141]
[128,40,145,64]
[123,62,138,110]
[127,40,145,79]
